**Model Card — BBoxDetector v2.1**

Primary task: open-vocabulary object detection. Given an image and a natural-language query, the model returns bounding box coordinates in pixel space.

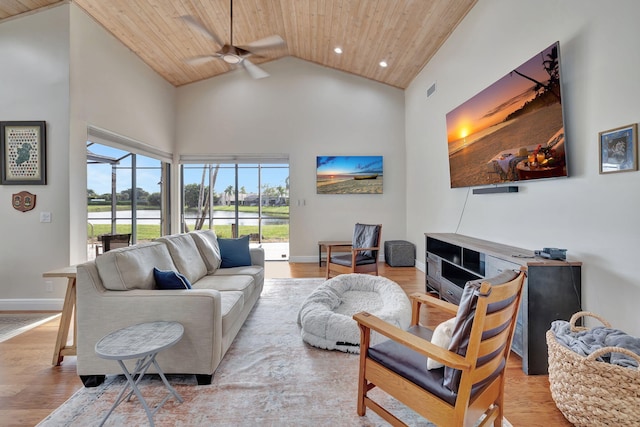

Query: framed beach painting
[1,121,47,185]
[316,156,383,194]
[598,124,637,174]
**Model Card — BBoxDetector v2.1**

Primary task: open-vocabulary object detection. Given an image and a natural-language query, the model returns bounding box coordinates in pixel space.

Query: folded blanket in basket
[551,320,640,368]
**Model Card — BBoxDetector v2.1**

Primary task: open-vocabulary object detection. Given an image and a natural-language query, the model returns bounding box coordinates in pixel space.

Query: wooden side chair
[353,269,526,427]
[95,233,132,256]
[325,223,382,279]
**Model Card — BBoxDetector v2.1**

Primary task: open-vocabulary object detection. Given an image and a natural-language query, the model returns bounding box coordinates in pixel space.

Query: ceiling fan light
[223,54,242,64]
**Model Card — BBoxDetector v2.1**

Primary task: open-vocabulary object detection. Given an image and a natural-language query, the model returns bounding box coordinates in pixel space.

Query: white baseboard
[288,256,318,263]
[0,299,64,311]
[415,259,426,272]
[289,254,387,264]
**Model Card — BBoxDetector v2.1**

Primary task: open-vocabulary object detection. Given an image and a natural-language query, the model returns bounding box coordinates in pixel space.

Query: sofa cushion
[213,265,264,288]
[218,236,252,268]
[154,267,192,289]
[219,291,245,335]
[156,234,208,284]
[190,230,222,274]
[95,242,176,291]
[194,275,255,302]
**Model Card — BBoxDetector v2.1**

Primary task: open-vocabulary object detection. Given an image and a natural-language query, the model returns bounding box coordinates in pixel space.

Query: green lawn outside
[88,223,289,242]
[89,204,289,218]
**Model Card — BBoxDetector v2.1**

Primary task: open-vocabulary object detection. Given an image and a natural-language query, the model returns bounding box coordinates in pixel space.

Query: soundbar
[472,186,519,195]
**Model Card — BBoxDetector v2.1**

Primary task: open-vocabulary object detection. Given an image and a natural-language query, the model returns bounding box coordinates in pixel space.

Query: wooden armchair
[325,223,382,279]
[353,270,525,427]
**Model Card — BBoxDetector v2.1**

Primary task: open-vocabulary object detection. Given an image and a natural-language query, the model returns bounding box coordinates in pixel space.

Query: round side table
[95,321,184,426]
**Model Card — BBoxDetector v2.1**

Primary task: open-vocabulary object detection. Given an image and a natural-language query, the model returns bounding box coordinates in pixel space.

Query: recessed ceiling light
[334,47,343,54]
[379,61,388,68]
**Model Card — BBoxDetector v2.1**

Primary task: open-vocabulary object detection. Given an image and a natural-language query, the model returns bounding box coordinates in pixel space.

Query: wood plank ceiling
[0,0,477,88]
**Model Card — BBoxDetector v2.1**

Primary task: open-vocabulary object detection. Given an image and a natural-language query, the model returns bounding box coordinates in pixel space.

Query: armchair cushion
[219,235,252,268]
[353,223,381,258]
[330,253,376,267]
[153,267,192,289]
[369,325,505,405]
[368,325,457,405]
[426,318,456,370]
[444,269,519,391]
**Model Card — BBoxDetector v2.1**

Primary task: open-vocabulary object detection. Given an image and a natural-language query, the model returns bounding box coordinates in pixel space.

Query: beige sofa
[75,230,264,386]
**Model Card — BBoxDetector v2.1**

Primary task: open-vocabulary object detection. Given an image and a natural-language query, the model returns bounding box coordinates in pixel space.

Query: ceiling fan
[180,0,286,79]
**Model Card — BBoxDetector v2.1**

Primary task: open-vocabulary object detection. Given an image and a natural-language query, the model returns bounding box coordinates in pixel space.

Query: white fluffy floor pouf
[297,273,411,353]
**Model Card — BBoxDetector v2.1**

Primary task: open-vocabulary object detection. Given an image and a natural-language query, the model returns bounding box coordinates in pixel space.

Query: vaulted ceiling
[1,0,477,88]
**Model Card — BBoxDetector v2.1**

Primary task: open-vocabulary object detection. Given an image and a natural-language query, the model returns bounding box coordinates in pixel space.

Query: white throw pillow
[426,317,456,370]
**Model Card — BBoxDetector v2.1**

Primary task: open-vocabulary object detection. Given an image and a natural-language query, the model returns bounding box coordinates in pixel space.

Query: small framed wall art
[1,121,47,185]
[598,123,638,174]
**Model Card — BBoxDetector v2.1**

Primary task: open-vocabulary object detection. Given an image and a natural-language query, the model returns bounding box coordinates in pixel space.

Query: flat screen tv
[445,41,567,189]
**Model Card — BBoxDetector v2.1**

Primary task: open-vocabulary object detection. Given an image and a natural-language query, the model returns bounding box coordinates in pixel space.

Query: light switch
[40,211,52,223]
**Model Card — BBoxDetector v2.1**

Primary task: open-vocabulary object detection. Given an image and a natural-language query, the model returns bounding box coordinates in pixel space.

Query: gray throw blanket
[551,320,640,368]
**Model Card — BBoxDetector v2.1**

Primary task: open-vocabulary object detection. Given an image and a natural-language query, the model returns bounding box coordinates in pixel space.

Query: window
[87,142,169,258]
[181,162,289,261]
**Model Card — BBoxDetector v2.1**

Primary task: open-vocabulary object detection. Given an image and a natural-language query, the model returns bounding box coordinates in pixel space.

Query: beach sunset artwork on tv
[446,41,567,188]
[316,156,383,194]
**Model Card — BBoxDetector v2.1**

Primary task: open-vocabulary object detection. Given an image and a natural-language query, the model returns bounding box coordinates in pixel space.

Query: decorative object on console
[598,123,638,174]
[445,42,568,190]
[12,190,36,212]
[1,121,46,185]
[316,156,383,194]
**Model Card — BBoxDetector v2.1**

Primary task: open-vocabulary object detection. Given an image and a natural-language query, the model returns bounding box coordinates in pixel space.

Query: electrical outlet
[45,280,53,292]
[40,212,52,223]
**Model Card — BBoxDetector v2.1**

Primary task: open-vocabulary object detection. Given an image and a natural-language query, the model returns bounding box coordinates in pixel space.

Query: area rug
[39,278,511,427]
[0,312,61,343]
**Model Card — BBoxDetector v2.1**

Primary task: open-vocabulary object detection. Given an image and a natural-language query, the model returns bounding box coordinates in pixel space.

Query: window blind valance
[87,125,173,163]
[179,154,289,165]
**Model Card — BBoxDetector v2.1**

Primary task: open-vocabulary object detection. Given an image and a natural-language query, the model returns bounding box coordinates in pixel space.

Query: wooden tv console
[424,233,581,375]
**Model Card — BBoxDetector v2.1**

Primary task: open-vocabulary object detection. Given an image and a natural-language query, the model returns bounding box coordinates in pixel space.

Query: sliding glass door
[87,143,169,258]
[181,162,289,261]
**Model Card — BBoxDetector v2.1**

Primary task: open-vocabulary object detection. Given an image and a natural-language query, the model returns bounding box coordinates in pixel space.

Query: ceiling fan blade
[242,59,269,79]
[185,54,221,66]
[241,35,286,52]
[179,15,224,48]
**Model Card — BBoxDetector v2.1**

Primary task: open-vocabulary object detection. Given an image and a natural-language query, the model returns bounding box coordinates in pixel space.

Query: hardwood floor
[0,262,570,426]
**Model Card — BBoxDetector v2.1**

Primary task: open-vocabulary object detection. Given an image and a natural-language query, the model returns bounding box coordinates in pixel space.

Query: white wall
[0,6,70,307]
[176,57,406,261]
[0,4,176,308]
[68,4,176,265]
[405,0,640,334]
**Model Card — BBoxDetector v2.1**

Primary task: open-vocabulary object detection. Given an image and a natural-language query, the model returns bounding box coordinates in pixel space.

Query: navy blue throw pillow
[218,235,252,268]
[153,267,192,289]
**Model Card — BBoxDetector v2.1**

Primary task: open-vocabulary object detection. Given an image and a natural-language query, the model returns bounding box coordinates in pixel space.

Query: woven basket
[546,311,640,426]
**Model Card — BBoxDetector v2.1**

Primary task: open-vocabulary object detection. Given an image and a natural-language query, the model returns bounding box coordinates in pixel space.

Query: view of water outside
[87,143,289,260]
